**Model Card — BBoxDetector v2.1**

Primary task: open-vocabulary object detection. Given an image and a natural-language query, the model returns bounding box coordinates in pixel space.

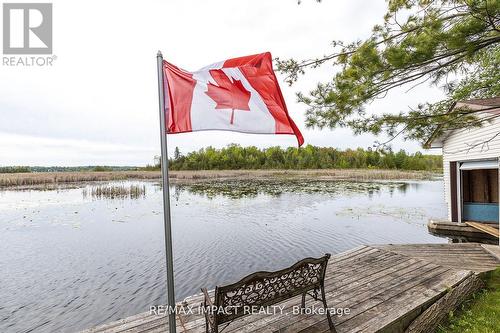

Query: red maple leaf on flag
[205,69,251,125]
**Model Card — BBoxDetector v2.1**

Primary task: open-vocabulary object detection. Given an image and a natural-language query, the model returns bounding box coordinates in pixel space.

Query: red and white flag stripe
[162,52,304,146]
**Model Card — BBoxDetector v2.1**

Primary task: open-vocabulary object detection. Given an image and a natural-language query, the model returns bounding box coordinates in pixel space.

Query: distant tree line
[169,145,442,171]
[0,166,32,173]
[1,146,442,173]
[0,166,138,173]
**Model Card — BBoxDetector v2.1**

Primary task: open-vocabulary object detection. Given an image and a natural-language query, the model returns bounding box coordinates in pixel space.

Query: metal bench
[201,253,336,333]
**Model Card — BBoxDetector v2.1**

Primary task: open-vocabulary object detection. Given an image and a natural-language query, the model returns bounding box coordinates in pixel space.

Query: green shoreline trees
[1,146,442,173]
[169,145,442,171]
[0,166,32,173]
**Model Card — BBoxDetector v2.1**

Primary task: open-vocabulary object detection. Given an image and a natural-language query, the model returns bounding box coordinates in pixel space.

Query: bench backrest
[214,253,330,324]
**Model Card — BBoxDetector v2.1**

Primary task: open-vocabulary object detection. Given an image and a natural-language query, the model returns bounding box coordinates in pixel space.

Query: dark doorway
[462,169,499,223]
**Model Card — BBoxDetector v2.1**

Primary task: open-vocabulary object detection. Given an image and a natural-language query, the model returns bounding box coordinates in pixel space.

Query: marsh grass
[83,184,146,199]
[168,169,439,182]
[0,171,160,188]
[0,169,439,189]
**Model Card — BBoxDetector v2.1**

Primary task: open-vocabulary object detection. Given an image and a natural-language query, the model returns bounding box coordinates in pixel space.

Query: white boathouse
[426,97,500,224]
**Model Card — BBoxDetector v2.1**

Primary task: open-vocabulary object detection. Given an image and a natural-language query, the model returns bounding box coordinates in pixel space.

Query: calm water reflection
[0,179,447,333]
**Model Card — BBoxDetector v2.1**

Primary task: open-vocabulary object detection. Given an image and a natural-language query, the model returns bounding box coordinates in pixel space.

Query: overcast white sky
[0,0,444,166]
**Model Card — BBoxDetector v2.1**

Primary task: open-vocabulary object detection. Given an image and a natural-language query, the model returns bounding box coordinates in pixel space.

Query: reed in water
[83,184,146,199]
[0,171,159,188]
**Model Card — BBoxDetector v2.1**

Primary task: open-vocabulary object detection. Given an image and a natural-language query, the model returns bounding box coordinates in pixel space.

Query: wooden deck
[80,243,499,333]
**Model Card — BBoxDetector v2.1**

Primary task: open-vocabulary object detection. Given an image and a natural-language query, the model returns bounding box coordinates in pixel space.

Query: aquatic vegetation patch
[82,184,146,199]
[0,169,439,189]
[174,179,409,199]
[336,205,428,223]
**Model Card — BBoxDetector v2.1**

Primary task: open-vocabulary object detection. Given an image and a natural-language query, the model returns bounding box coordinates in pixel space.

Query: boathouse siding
[427,98,500,223]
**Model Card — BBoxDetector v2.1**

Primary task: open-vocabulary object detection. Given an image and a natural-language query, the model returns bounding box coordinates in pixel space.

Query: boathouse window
[460,160,499,223]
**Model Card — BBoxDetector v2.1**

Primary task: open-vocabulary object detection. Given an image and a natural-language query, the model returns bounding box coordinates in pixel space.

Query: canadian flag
[162,52,304,146]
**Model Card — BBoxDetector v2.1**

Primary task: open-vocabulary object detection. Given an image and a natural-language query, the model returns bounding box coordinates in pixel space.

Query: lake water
[0,179,448,333]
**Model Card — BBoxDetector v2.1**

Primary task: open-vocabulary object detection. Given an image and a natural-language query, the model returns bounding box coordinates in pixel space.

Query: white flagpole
[156,50,177,333]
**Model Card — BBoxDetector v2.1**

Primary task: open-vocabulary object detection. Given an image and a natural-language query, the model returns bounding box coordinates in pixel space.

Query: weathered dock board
[80,244,499,333]
[465,221,499,238]
[373,243,500,273]
[427,220,498,243]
